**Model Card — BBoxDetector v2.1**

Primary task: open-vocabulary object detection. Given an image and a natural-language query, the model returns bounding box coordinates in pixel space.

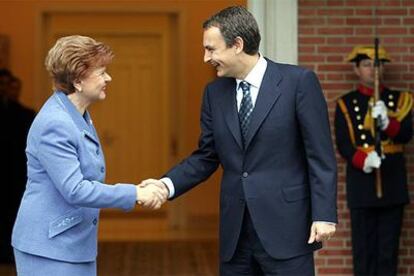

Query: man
[334,46,412,276]
[0,70,36,263]
[0,68,12,263]
[143,6,337,275]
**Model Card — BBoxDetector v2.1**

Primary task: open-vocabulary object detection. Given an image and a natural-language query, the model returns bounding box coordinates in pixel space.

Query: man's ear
[234,36,244,54]
[353,65,361,77]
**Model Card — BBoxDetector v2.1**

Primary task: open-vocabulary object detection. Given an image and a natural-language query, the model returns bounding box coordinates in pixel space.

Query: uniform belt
[358,144,403,154]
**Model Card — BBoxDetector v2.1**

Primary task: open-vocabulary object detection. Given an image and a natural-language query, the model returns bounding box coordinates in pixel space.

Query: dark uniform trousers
[220,206,315,276]
[351,205,404,276]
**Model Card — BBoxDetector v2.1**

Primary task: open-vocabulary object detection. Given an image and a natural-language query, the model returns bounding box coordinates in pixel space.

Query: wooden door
[41,13,178,230]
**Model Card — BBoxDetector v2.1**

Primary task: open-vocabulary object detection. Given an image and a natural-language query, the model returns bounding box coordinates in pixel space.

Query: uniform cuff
[352,150,367,170]
[384,118,400,138]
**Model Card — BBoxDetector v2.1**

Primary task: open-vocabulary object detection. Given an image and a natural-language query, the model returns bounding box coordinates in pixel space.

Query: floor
[0,240,218,276]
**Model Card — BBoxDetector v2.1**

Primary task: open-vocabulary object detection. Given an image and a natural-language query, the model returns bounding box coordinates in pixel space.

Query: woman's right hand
[135,182,168,209]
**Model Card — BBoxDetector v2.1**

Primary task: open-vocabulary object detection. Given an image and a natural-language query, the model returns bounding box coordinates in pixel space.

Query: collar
[357,83,385,96]
[54,91,94,133]
[236,54,267,90]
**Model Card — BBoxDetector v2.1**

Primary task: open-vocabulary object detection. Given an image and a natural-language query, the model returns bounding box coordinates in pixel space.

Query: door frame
[34,4,190,230]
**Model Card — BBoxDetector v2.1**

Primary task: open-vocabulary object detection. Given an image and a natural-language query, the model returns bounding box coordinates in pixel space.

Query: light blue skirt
[14,248,96,276]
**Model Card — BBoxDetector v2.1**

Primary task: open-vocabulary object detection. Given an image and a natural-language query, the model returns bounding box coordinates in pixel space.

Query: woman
[12,35,167,275]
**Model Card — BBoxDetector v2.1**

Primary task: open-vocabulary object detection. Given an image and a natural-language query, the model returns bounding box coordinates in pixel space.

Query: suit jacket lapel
[219,79,244,150]
[244,64,283,149]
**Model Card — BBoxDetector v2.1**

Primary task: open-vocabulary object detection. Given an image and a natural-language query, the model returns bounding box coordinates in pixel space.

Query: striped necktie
[238,81,253,145]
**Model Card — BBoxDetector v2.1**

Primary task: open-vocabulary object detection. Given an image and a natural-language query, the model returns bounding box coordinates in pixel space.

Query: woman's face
[78,66,112,103]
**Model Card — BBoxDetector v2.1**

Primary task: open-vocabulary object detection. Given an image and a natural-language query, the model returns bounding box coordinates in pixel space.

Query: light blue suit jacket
[12,91,137,263]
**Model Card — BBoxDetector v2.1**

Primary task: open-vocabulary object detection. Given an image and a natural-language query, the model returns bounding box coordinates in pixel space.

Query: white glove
[363,151,381,173]
[372,100,389,130]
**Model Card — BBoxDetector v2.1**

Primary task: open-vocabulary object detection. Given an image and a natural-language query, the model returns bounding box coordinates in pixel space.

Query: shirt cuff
[160,177,175,199]
[314,221,336,225]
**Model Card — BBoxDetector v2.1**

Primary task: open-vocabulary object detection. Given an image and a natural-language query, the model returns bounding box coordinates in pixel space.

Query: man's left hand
[307,222,336,244]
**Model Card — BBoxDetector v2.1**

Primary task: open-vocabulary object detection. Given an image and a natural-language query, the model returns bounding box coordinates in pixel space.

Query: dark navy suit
[166,59,338,265]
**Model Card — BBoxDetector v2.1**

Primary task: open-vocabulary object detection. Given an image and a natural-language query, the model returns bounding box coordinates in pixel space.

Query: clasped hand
[372,100,389,130]
[136,179,169,209]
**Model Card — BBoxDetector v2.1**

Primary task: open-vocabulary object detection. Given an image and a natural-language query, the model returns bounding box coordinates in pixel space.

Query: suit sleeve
[296,69,338,223]
[37,119,137,210]
[166,86,220,198]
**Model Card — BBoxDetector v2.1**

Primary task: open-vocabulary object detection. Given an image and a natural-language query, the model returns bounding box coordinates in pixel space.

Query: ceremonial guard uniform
[335,46,412,276]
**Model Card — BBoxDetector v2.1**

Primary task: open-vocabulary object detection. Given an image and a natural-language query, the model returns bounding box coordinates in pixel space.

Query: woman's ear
[73,79,82,92]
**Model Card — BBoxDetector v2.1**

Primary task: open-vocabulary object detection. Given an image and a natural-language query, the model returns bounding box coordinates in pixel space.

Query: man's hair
[45,35,114,94]
[203,6,261,55]
[354,55,386,67]
[0,68,12,78]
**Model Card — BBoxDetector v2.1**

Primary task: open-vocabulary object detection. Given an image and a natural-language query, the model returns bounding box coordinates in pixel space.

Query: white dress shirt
[235,54,267,111]
[162,55,267,198]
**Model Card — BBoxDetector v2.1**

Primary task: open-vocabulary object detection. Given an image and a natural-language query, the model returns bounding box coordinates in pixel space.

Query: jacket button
[101,167,105,173]
[93,218,97,225]
[243,172,248,177]
[96,149,100,155]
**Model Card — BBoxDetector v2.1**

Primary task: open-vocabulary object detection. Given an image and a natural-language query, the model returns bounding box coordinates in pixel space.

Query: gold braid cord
[338,92,412,150]
[338,98,356,145]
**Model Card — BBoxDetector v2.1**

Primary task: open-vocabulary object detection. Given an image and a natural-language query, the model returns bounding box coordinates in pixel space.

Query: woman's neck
[67,92,89,114]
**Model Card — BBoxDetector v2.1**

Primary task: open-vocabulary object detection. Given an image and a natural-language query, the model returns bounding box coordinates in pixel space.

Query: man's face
[7,79,21,101]
[0,75,10,95]
[354,58,384,87]
[203,26,239,78]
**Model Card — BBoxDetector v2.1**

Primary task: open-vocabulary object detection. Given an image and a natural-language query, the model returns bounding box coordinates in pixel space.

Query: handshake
[135,179,169,209]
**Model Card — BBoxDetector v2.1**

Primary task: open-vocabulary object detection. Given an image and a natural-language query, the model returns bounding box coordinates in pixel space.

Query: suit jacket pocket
[282,185,309,202]
[48,208,83,238]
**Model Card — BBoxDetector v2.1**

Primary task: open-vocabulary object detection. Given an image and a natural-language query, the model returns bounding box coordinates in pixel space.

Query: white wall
[248,0,298,65]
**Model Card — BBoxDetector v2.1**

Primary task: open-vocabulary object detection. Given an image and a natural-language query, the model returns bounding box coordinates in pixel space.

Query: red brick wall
[298,0,414,275]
